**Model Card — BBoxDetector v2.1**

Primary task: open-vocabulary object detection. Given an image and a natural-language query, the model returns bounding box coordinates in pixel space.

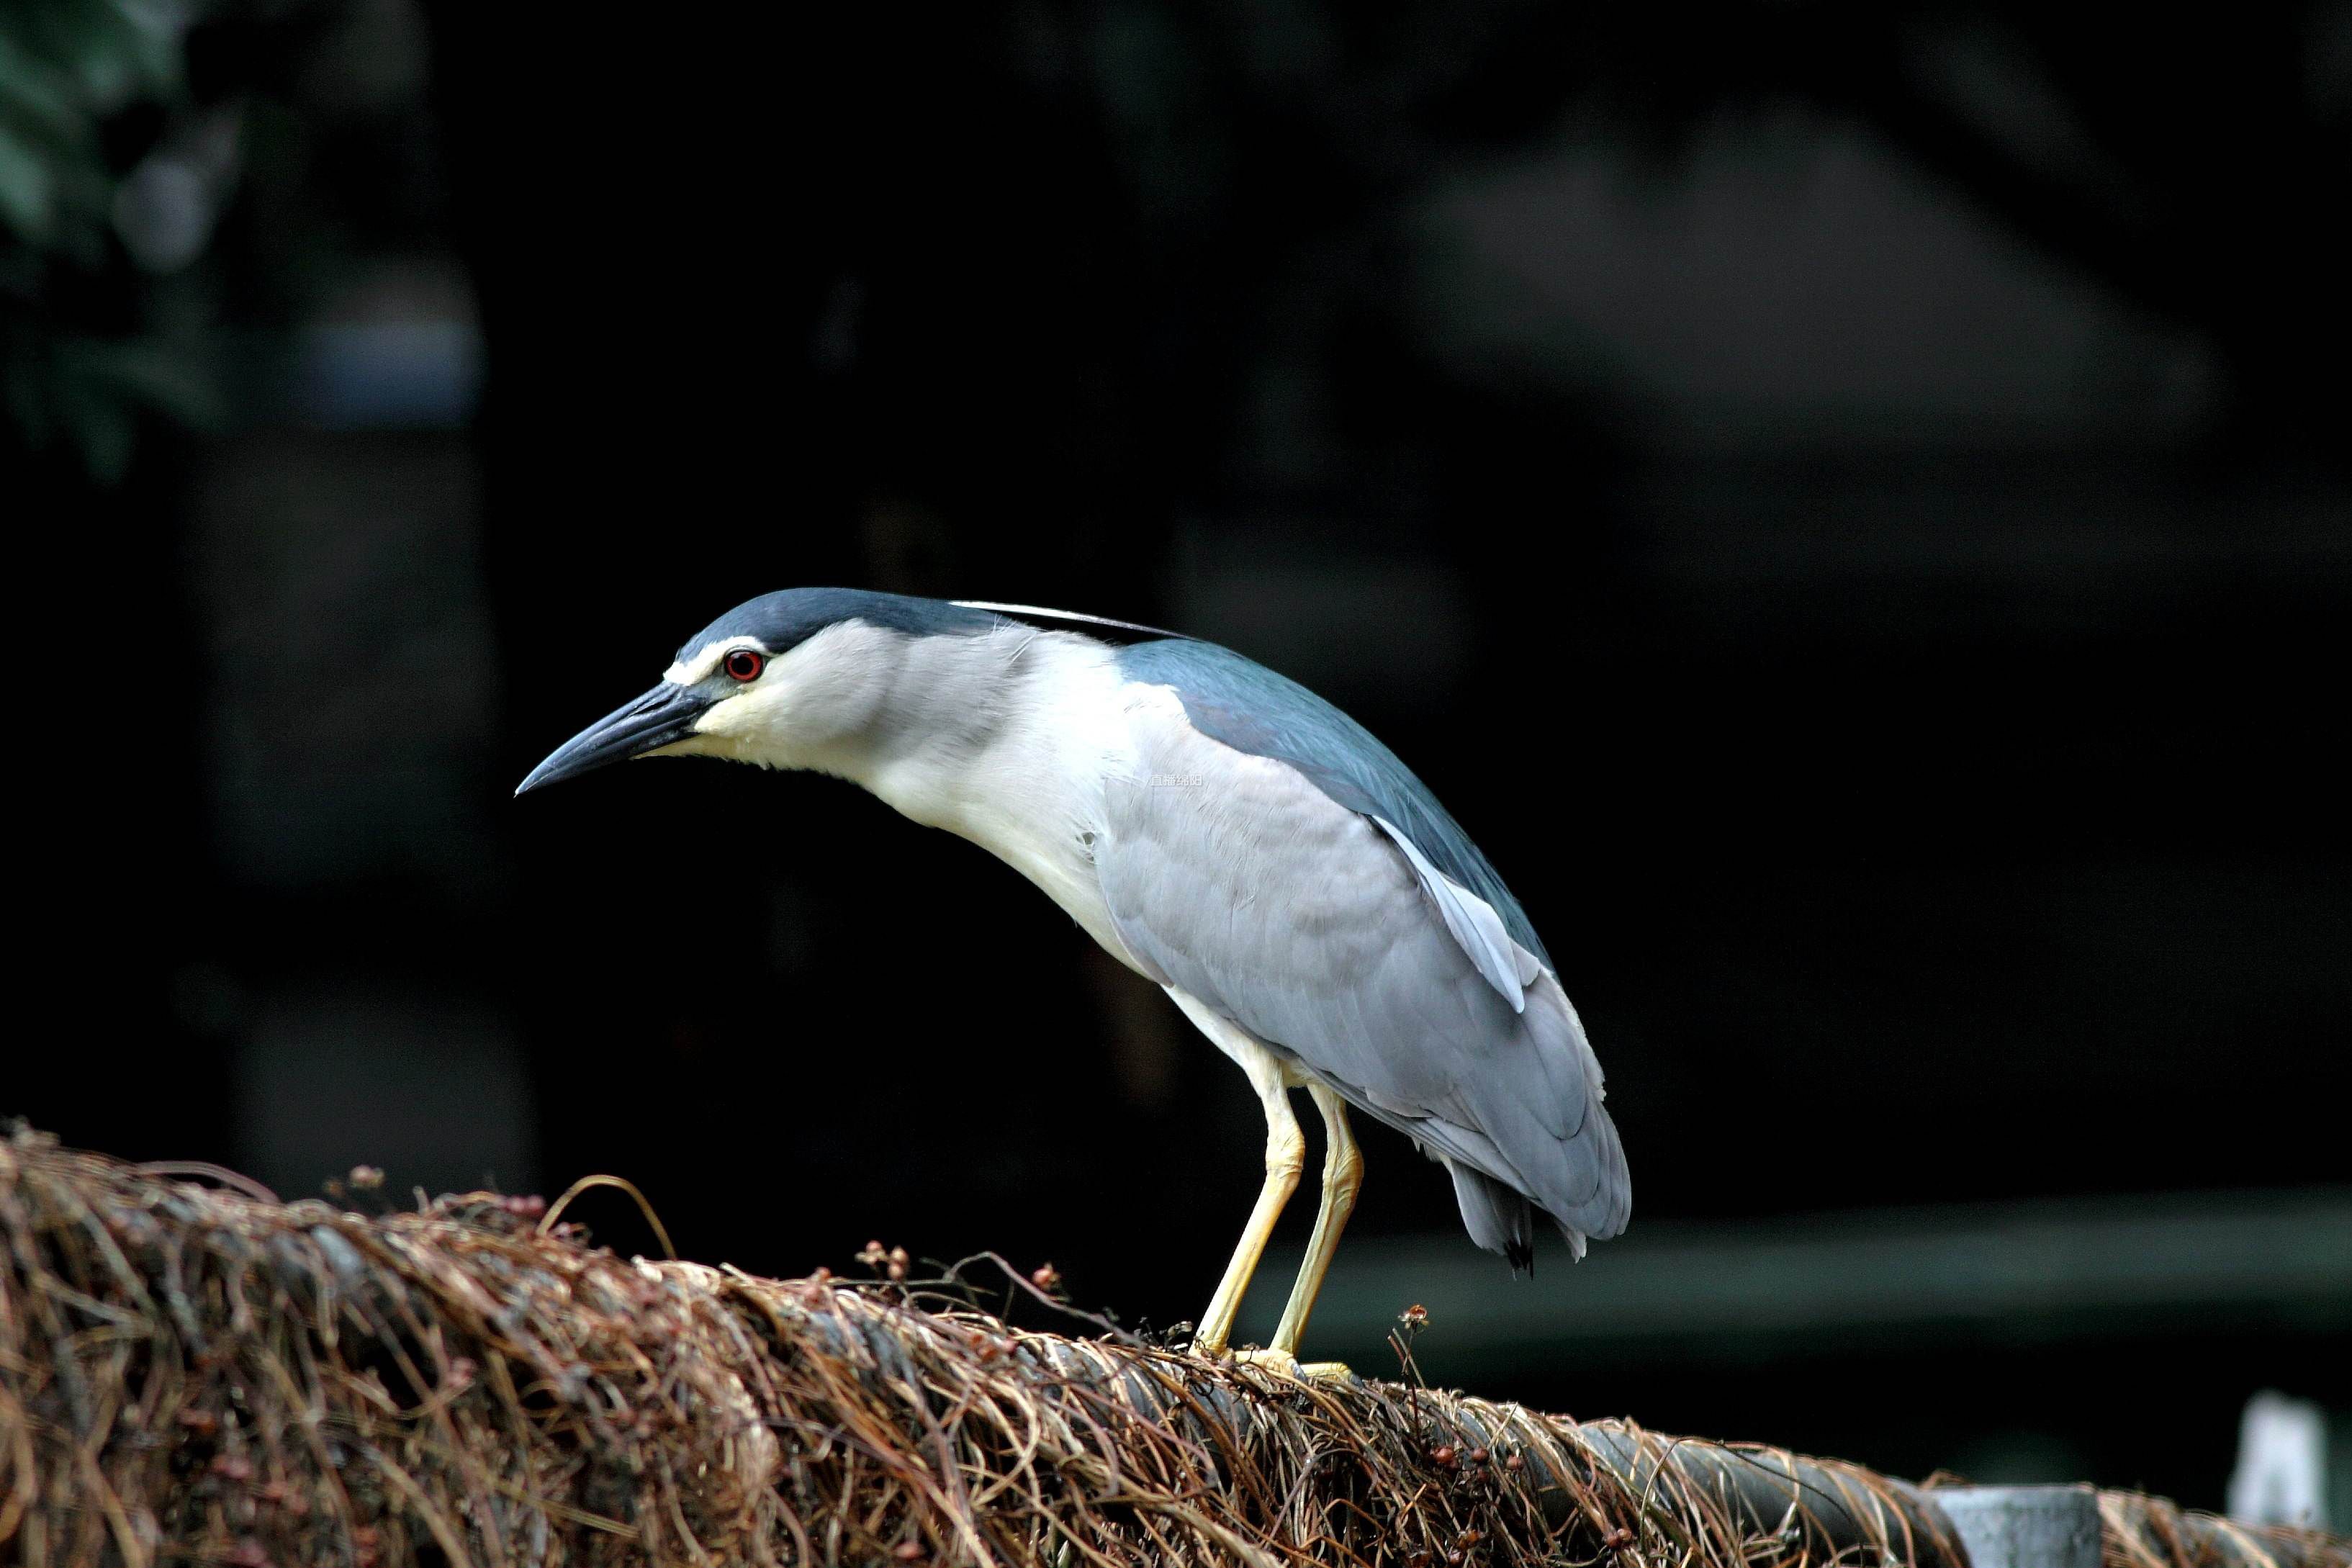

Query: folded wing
[1098,661,1630,1256]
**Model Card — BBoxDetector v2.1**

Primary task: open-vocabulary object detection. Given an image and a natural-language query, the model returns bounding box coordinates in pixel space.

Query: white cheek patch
[690,672,793,744]
[662,621,883,772]
[664,635,767,687]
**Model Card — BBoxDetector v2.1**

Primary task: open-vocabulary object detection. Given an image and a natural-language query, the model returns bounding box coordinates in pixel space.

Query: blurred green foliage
[1,0,218,484]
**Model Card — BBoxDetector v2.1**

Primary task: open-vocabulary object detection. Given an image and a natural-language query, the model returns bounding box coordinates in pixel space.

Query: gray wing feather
[1371,815,1538,1013]
[1098,718,1631,1247]
[1116,639,1553,967]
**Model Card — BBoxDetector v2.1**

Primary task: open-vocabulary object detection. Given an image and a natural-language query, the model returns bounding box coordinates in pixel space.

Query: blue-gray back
[1116,638,1550,970]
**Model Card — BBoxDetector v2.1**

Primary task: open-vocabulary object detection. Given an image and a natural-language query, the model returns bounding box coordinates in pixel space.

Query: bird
[517,588,1629,1376]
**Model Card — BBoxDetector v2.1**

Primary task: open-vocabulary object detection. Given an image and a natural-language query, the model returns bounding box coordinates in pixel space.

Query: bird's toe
[1228,1347,1357,1385]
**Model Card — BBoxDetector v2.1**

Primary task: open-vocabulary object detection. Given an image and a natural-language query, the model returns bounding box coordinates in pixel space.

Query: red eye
[723,649,765,682]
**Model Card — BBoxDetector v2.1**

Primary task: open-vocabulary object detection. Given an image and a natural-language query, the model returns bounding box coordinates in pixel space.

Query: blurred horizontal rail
[1243,1189,2352,1363]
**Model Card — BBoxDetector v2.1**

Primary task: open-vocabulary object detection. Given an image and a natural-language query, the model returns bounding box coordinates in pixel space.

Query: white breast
[856,628,1170,970]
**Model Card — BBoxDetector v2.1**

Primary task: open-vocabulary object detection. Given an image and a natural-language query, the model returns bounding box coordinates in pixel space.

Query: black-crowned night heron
[518,589,1630,1376]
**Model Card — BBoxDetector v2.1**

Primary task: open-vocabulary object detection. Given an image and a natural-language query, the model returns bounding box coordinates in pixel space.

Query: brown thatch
[3,1127,2345,1568]
[2099,1493,2347,1568]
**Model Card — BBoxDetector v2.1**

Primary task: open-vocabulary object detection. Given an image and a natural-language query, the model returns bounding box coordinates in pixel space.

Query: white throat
[675,620,1155,963]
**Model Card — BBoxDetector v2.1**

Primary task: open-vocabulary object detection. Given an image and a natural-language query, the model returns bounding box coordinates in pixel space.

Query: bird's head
[514,588,1006,796]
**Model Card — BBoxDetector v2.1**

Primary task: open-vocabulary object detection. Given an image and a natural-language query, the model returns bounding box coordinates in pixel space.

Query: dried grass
[2,1127,2343,1568]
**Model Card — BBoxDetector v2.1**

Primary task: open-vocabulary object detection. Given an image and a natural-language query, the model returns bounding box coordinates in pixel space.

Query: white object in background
[2227,1390,2328,1528]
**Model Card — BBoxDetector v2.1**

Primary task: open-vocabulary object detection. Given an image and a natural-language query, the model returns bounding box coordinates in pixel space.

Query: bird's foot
[1227,1346,1356,1384]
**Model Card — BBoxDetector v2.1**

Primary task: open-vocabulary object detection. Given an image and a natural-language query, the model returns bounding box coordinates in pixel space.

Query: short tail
[1447,1163,1553,1274]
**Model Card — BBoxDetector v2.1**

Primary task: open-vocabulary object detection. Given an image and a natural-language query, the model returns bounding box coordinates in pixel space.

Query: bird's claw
[1226,1346,1356,1384]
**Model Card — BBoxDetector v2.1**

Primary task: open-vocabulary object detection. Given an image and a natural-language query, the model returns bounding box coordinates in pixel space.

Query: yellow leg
[1267,1084,1362,1361]
[1191,1062,1305,1356]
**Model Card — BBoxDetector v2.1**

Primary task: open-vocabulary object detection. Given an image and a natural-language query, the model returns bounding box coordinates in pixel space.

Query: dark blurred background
[6,0,2348,1521]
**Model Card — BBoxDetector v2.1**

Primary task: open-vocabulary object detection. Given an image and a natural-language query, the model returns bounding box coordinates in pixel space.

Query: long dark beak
[515,682,711,796]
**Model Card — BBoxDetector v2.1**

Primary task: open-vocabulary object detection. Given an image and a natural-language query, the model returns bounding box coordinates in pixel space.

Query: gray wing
[1097,710,1631,1255]
[1117,637,1554,968]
